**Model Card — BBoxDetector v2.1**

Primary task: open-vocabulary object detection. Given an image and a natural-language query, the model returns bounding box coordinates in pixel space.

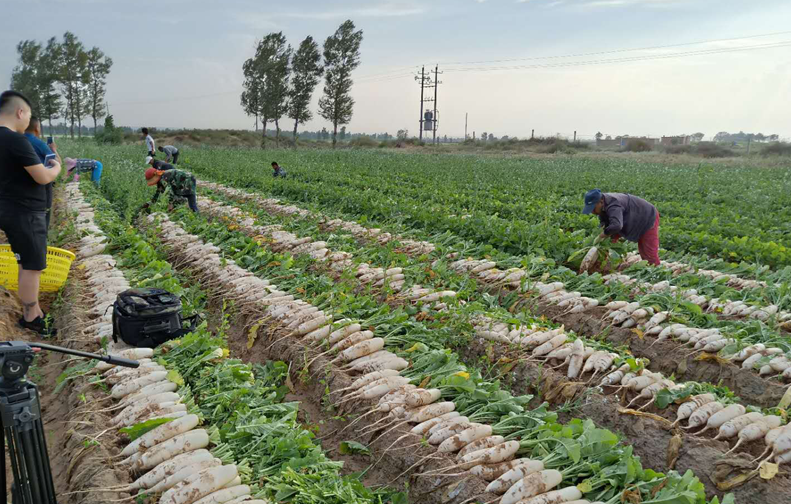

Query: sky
[2,0,791,140]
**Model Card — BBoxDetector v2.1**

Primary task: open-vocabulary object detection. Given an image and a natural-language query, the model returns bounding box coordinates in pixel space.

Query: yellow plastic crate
[0,245,76,292]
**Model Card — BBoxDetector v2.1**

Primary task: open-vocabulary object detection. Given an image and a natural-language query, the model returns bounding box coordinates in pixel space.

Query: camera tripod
[0,341,138,504]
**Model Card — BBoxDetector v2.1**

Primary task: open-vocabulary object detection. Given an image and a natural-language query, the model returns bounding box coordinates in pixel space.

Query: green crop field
[54,140,791,504]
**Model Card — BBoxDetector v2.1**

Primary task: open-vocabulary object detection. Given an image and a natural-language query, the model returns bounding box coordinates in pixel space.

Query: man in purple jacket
[583,189,660,265]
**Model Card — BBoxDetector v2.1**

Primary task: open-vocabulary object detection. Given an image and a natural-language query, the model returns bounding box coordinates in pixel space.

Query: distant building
[596,136,659,148]
[661,136,691,146]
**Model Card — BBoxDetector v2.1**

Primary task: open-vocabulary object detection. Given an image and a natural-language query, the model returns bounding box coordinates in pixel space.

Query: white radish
[519,487,584,504]
[191,485,251,504]
[405,388,442,408]
[95,348,154,371]
[111,392,181,425]
[437,424,493,453]
[567,339,586,380]
[600,364,630,387]
[129,449,214,491]
[428,421,474,445]
[411,412,461,435]
[500,469,563,504]
[457,435,506,460]
[303,324,332,343]
[428,417,470,437]
[741,353,764,370]
[458,440,520,469]
[485,460,545,493]
[111,371,168,399]
[714,412,764,440]
[327,323,363,345]
[696,404,745,435]
[727,417,783,454]
[161,464,239,504]
[149,458,222,493]
[121,414,200,457]
[120,381,179,407]
[684,401,724,430]
[407,402,456,423]
[339,338,385,362]
[349,357,409,374]
[624,375,658,393]
[344,369,401,393]
[533,334,567,357]
[133,429,210,471]
[582,351,608,375]
[330,330,373,353]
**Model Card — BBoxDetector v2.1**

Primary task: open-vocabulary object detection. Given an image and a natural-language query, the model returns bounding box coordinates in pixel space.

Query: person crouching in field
[64,158,103,186]
[272,161,286,178]
[143,167,198,213]
[583,189,660,266]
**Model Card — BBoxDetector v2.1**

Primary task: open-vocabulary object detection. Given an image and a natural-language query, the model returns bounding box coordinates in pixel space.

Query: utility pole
[415,65,441,143]
[432,65,442,145]
[417,66,425,142]
[465,113,468,140]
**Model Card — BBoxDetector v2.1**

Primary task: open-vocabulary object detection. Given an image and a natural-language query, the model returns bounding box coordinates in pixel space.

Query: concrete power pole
[417,66,425,142]
[432,65,442,145]
[465,113,468,140]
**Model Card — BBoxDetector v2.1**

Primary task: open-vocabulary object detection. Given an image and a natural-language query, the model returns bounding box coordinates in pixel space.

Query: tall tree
[242,36,278,147]
[39,38,63,135]
[260,33,291,147]
[240,57,263,131]
[287,36,323,143]
[85,46,113,133]
[318,20,363,148]
[10,40,44,114]
[58,32,90,138]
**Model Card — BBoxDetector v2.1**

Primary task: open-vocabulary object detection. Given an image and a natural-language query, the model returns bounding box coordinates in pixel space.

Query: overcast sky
[3,0,790,139]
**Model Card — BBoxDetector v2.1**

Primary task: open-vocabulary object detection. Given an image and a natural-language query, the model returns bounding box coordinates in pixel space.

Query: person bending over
[143,167,198,213]
[582,189,660,266]
[64,158,103,186]
[158,145,179,164]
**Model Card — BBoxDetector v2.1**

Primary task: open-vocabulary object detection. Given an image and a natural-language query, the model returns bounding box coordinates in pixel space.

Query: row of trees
[713,131,780,143]
[240,20,363,148]
[10,32,112,138]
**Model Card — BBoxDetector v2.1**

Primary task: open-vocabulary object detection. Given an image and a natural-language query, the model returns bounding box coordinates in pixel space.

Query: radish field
[55,142,791,504]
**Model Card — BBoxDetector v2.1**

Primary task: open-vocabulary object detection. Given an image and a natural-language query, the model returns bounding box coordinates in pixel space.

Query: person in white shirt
[142,127,155,157]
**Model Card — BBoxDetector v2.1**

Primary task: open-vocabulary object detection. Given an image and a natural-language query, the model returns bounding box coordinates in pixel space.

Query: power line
[444,40,791,73]
[440,30,791,66]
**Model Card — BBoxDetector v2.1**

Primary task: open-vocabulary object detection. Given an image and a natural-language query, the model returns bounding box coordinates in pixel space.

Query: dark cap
[583,189,603,214]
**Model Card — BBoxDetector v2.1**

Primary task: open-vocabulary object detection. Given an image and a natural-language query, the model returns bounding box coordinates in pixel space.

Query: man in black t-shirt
[0,91,62,336]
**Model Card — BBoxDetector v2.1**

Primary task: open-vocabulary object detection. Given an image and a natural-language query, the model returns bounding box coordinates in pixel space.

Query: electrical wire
[443,40,791,73]
[440,30,791,66]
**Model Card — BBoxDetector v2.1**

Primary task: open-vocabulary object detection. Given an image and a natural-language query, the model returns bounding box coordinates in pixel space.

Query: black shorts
[0,210,48,271]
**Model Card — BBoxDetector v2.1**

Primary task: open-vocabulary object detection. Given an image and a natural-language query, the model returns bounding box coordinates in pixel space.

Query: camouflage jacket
[152,169,196,204]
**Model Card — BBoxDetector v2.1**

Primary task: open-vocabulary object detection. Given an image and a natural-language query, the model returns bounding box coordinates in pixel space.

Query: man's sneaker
[19,316,57,337]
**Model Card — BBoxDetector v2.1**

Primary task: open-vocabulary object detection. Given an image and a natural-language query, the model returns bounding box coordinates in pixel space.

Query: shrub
[350,136,378,148]
[696,142,735,158]
[622,139,653,152]
[761,142,791,157]
[95,115,123,145]
[665,145,693,155]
